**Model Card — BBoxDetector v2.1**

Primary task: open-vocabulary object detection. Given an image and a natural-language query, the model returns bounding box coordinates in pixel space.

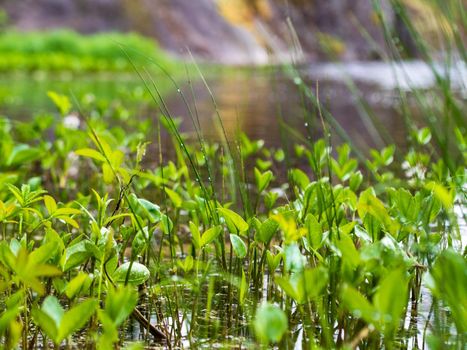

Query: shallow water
[4,61,460,152]
[3,61,465,161]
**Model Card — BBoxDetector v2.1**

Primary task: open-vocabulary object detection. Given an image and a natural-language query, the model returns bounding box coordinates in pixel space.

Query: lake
[2,60,464,158]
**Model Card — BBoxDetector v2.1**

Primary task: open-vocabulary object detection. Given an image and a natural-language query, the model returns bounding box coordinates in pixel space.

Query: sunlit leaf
[200,225,223,247]
[75,148,106,162]
[43,195,57,215]
[218,207,249,234]
[65,272,92,299]
[164,188,182,208]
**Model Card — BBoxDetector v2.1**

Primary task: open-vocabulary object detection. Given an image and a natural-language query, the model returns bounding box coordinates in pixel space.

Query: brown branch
[132,307,167,340]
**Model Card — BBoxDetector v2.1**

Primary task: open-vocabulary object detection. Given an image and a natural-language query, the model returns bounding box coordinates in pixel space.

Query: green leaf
[189,221,201,250]
[43,195,57,215]
[97,311,118,349]
[425,181,454,209]
[416,127,431,145]
[113,262,150,285]
[218,207,249,234]
[160,214,173,234]
[275,276,301,303]
[102,163,114,184]
[64,241,92,271]
[284,243,305,273]
[266,251,282,272]
[0,306,21,333]
[104,285,138,326]
[0,242,16,270]
[164,188,182,208]
[179,255,194,272]
[131,229,147,258]
[303,266,329,300]
[274,148,285,162]
[358,189,398,235]
[256,218,279,243]
[54,207,81,216]
[32,264,62,277]
[128,194,161,223]
[254,303,288,343]
[305,214,322,249]
[110,150,124,168]
[230,234,247,259]
[65,272,91,299]
[59,216,79,229]
[254,168,273,193]
[90,134,112,159]
[335,230,361,270]
[200,225,223,247]
[349,171,363,191]
[373,268,409,334]
[41,296,64,327]
[32,308,58,342]
[427,250,467,333]
[47,91,71,116]
[340,284,376,325]
[29,241,58,266]
[6,144,41,167]
[75,148,106,162]
[58,299,97,342]
[239,268,247,305]
[290,168,310,190]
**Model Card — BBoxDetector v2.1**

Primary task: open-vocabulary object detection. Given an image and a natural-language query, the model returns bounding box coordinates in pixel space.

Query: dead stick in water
[132,307,167,340]
[103,256,167,340]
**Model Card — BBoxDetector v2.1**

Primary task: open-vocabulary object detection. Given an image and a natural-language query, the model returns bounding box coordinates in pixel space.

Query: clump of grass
[0,29,174,73]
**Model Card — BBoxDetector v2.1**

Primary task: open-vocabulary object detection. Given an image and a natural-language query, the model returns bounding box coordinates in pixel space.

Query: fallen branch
[132,307,167,340]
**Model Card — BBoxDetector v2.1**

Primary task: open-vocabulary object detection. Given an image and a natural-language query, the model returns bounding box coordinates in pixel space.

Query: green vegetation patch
[0,30,173,73]
[0,87,464,348]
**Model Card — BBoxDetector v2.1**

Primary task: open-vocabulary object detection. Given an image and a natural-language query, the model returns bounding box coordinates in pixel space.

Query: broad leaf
[200,225,223,247]
[254,303,288,343]
[113,262,150,285]
[58,299,97,342]
[218,207,249,234]
[230,234,247,259]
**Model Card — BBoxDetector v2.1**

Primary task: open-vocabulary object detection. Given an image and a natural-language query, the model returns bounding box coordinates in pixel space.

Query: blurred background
[0,0,438,63]
[0,0,465,152]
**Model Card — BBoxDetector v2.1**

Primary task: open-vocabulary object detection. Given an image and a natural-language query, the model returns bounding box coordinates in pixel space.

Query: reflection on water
[1,61,465,155]
[168,69,407,152]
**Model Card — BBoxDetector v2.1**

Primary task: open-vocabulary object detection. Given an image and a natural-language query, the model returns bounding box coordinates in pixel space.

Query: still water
[2,60,464,155]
